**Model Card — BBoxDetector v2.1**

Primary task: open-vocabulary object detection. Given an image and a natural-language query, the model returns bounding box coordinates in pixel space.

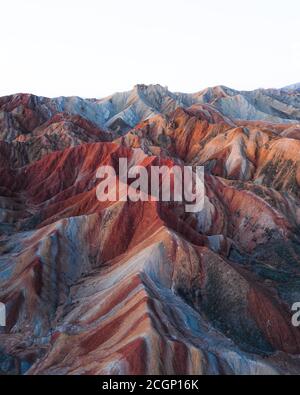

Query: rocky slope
[0,85,300,375]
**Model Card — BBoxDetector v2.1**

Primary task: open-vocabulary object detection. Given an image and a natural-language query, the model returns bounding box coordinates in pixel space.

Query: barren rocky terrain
[0,84,300,374]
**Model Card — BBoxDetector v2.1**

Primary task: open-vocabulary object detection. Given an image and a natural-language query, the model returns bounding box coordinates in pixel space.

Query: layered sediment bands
[0,115,114,167]
[1,85,300,375]
[121,105,300,196]
[23,229,300,374]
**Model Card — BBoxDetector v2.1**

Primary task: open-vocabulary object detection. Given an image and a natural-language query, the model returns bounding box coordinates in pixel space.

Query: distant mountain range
[1,83,300,142]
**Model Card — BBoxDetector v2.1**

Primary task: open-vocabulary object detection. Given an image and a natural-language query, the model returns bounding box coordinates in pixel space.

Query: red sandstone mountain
[0,85,300,375]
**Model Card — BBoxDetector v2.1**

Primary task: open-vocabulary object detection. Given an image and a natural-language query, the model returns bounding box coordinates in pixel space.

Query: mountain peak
[134,83,170,94]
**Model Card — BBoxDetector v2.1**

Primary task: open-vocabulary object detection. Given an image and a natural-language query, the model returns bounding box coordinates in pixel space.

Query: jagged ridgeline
[0,84,300,374]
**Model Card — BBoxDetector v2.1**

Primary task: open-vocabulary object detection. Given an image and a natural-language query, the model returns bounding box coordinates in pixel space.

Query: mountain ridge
[1,83,300,140]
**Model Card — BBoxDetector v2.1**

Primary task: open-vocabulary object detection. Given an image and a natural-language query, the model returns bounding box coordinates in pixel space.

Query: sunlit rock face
[1,85,300,375]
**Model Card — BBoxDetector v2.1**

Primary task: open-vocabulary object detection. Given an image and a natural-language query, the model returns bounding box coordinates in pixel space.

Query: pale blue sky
[1,0,299,97]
